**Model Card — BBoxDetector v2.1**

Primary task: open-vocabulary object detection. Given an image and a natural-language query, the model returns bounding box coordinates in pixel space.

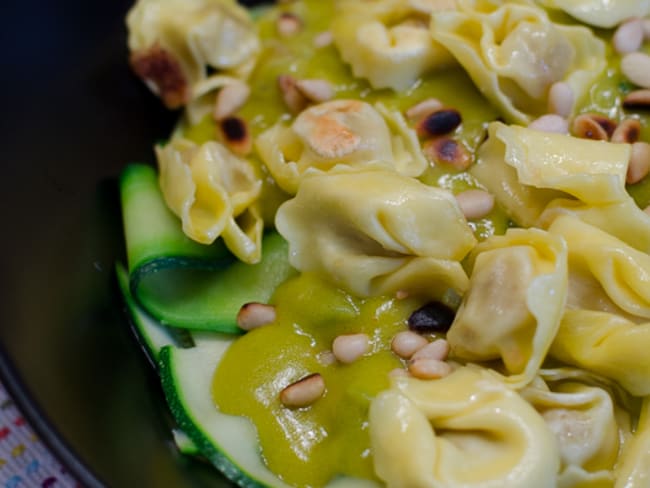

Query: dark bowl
[1,1,257,485]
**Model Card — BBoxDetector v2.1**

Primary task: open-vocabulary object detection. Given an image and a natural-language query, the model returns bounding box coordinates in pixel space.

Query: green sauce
[212,273,424,487]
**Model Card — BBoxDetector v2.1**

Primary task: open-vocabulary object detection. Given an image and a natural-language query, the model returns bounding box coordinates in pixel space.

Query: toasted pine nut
[627,141,650,184]
[547,82,574,118]
[644,204,650,215]
[236,302,276,331]
[622,52,650,89]
[277,12,302,37]
[623,89,650,109]
[332,333,370,364]
[295,79,334,103]
[613,18,644,54]
[213,81,250,121]
[280,373,325,408]
[278,74,308,114]
[408,358,452,380]
[455,189,495,220]
[612,118,642,143]
[423,137,472,170]
[313,30,333,48]
[411,338,450,362]
[219,116,252,155]
[391,331,429,359]
[528,114,569,134]
[417,109,462,137]
[405,98,444,122]
[571,114,610,140]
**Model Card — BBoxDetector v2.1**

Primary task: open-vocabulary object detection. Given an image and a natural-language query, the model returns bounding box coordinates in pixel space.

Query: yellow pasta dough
[127,0,258,108]
[156,138,263,263]
[274,170,475,298]
[447,227,568,387]
[430,0,606,124]
[332,0,456,91]
[255,100,427,194]
[369,366,560,487]
[536,0,650,28]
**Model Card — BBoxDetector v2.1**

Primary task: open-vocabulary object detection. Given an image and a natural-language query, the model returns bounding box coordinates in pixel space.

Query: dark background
[0,0,249,485]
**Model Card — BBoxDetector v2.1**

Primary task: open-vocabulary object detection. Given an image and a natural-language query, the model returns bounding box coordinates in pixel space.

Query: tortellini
[521,378,622,486]
[156,138,263,263]
[369,366,559,488]
[535,0,650,28]
[446,227,568,388]
[430,0,606,124]
[472,122,631,227]
[548,215,650,320]
[255,100,427,194]
[127,0,259,108]
[332,0,456,91]
[274,170,476,298]
[615,397,650,486]
[551,309,650,396]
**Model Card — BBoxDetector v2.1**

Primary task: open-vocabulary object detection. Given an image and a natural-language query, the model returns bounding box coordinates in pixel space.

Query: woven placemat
[0,385,78,488]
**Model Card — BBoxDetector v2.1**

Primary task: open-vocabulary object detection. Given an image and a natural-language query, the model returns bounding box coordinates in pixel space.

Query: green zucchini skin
[159,341,293,488]
[120,163,295,333]
[159,340,382,488]
[116,262,193,363]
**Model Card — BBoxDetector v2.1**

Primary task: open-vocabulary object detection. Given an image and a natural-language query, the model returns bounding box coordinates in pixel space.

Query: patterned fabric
[0,384,78,488]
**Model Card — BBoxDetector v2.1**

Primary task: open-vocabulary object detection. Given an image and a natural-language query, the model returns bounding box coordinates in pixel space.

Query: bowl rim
[0,344,103,488]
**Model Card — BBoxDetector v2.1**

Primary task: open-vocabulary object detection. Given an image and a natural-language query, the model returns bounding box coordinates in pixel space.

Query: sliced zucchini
[159,338,381,488]
[116,262,192,363]
[159,339,293,488]
[120,164,295,333]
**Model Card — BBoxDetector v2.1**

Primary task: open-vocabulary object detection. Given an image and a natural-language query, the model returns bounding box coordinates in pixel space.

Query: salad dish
[120,0,650,486]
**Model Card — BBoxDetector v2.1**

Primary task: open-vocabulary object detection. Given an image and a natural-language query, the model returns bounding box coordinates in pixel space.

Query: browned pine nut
[391,331,429,359]
[295,79,334,103]
[622,52,650,89]
[408,358,452,379]
[644,204,650,215]
[332,333,370,364]
[422,137,472,170]
[623,89,650,109]
[213,80,250,121]
[455,189,495,220]
[613,18,644,54]
[528,114,568,134]
[612,118,642,143]
[417,109,462,137]
[405,98,444,122]
[276,12,302,37]
[571,114,610,140]
[278,74,308,114]
[237,302,276,331]
[280,373,325,408]
[219,116,252,155]
[547,82,575,118]
[411,338,450,362]
[627,141,650,184]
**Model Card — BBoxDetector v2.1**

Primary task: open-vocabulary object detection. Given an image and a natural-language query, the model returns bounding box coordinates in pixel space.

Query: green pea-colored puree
[212,273,425,487]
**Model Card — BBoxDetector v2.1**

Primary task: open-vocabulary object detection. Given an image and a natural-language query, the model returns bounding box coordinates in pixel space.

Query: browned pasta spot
[130,43,188,109]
